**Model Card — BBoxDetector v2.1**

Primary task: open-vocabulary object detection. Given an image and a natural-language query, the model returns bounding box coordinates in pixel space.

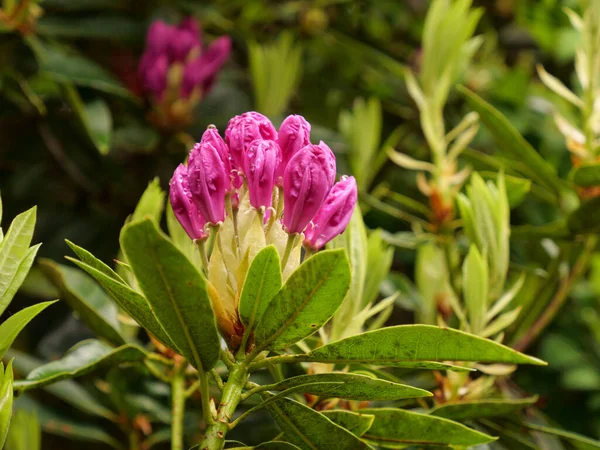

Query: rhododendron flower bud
[278,115,311,175]
[140,53,169,98]
[303,176,357,250]
[225,112,277,169]
[146,20,174,55]
[244,140,282,210]
[169,164,207,241]
[188,142,227,224]
[181,37,231,97]
[283,144,337,233]
[200,126,232,192]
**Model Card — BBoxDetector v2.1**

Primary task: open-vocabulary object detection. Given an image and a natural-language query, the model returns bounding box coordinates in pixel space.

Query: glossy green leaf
[13,395,124,449]
[361,408,495,448]
[0,301,57,359]
[14,339,146,391]
[0,206,36,316]
[65,240,178,351]
[40,259,126,345]
[130,178,165,224]
[568,196,600,234]
[84,99,112,155]
[255,249,351,351]
[239,245,282,332]
[0,360,14,449]
[463,245,488,335]
[267,398,371,450]
[0,244,40,316]
[306,325,546,366]
[5,409,41,450]
[363,229,394,308]
[166,203,200,266]
[33,42,132,98]
[321,411,375,437]
[458,86,562,194]
[571,162,600,187]
[227,443,301,450]
[520,423,600,449]
[480,171,531,208]
[8,348,116,420]
[429,397,538,420]
[120,219,220,371]
[270,372,431,401]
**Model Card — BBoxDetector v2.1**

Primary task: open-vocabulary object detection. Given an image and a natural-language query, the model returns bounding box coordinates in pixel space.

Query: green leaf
[0,244,40,316]
[568,196,600,234]
[463,245,488,335]
[13,395,124,449]
[429,397,538,421]
[267,398,372,450]
[458,86,563,194]
[227,443,301,450]
[270,372,431,401]
[306,325,546,366]
[0,301,57,360]
[5,409,41,450]
[37,15,142,40]
[0,360,14,449]
[32,42,132,98]
[65,240,178,351]
[84,99,112,155]
[239,245,282,332]
[120,219,220,371]
[39,259,126,346]
[0,206,37,316]
[321,411,374,437]
[14,339,147,391]
[480,171,531,208]
[363,229,394,308]
[255,249,351,351]
[571,162,600,187]
[130,178,165,224]
[8,348,117,420]
[520,423,600,449]
[361,408,495,448]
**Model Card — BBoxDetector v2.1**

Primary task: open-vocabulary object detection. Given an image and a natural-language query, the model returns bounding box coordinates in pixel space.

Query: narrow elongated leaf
[306,325,546,366]
[361,408,495,448]
[14,339,146,391]
[255,249,351,351]
[458,86,562,194]
[270,372,431,401]
[571,162,600,187]
[13,395,124,449]
[0,360,14,449]
[239,245,282,331]
[0,244,41,316]
[120,219,220,371]
[5,409,41,450]
[39,259,126,346]
[568,196,600,234]
[0,301,57,359]
[8,349,117,420]
[227,443,301,450]
[322,411,375,437]
[520,423,600,449]
[429,397,538,420]
[0,206,36,316]
[267,398,371,450]
[65,240,178,350]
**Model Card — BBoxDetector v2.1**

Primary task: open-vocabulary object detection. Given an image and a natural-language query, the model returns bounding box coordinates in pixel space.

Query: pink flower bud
[199,126,232,193]
[278,115,311,173]
[282,143,337,234]
[169,164,207,241]
[244,140,282,210]
[140,53,169,98]
[303,176,357,250]
[225,112,277,169]
[182,37,231,97]
[188,141,227,224]
[145,20,175,55]
[169,28,200,62]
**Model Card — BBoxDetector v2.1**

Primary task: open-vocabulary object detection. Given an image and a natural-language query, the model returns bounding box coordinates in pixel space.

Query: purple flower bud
[278,115,311,176]
[140,53,169,98]
[244,140,282,210]
[188,141,227,224]
[169,164,208,241]
[145,20,175,55]
[225,112,277,169]
[282,143,337,234]
[182,37,231,97]
[169,29,200,62]
[199,126,232,193]
[303,176,357,250]
[178,17,201,41]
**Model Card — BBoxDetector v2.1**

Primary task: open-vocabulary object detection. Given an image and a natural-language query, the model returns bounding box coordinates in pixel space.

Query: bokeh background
[1,0,599,448]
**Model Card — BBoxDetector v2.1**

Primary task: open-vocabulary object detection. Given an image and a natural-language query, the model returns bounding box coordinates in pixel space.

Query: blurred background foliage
[1,0,600,447]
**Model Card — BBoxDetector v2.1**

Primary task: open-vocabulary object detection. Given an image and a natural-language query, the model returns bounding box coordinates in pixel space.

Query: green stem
[226,195,241,253]
[514,235,598,351]
[200,370,215,426]
[196,240,210,273]
[129,430,140,450]
[281,234,296,271]
[197,363,248,450]
[171,365,186,450]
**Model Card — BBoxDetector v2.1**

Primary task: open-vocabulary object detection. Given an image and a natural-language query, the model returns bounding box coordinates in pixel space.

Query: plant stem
[129,430,140,450]
[196,240,210,273]
[197,363,248,450]
[226,195,241,253]
[200,370,214,426]
[247,353,311,372]
[171,365,186,450]
[281,234,296,271]
[514,235,598,351]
